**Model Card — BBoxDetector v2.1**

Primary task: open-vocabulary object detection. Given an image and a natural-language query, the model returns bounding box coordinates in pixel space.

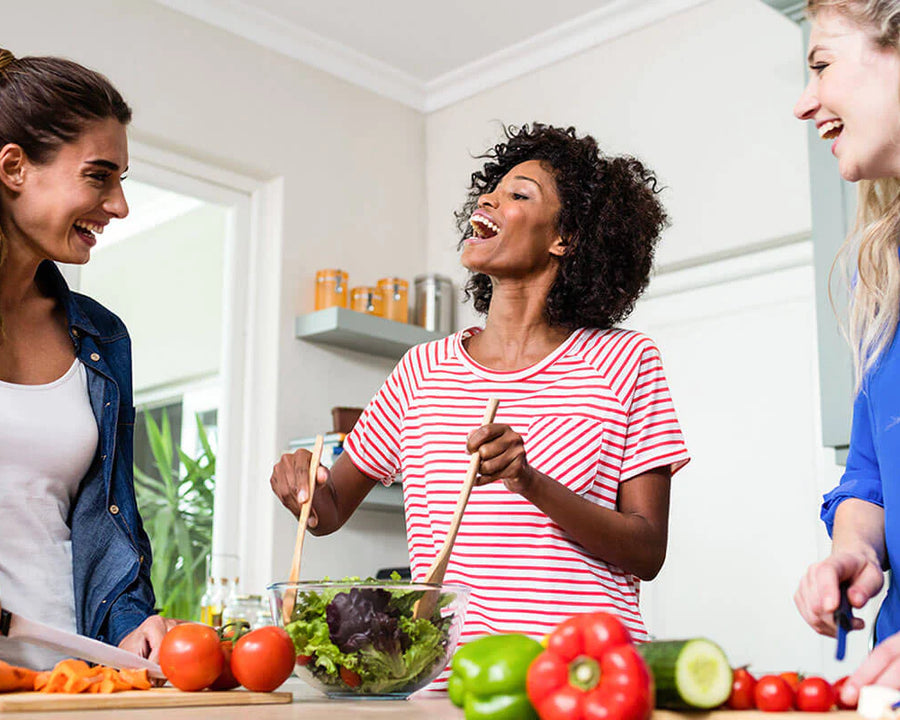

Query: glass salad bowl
[267,579,470,699]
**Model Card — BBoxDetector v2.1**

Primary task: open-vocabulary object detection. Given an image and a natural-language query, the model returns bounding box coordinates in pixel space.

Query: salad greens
[283,574,453,694]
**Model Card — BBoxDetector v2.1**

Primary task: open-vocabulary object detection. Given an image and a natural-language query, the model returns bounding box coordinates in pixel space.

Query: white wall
[423,0,853,676]
[7,0,417,593]
[79,203,227,393]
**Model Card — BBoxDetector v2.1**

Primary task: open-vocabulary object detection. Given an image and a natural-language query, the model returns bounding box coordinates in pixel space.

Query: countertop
[0,679,465,719]
[0,680,863,720]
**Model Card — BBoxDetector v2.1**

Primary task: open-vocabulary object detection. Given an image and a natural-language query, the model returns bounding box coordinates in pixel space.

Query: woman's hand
[794,550,883,636]
[270,449,330,527]
[118,615,179,663]
[839,631,900,706]
[467,423,539,494]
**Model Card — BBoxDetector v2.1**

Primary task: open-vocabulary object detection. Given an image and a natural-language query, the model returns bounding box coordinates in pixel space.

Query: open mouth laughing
[469,213,500,239]
[73,219,105,245]
[818,119,843,140]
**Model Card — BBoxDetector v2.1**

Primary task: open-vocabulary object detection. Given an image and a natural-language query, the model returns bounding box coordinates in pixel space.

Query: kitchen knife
[834,581,854,662]
[0,605,164,678]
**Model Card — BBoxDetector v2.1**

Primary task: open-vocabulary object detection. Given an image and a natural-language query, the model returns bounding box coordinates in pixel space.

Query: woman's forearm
[519,469,670,581]
[308,452,377,536]
[832,498,886,567]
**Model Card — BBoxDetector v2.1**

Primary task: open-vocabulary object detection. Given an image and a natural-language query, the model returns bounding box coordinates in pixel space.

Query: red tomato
[795,677,835,712]
[833,676,858,710]
[295,654,312,666]
[727,667,758,710]
[755,675,794,712]
[231,626,296,692]
[159,623,224,691]
[779,672,802,693]
[209,640,240,691]
[340,666,362,688]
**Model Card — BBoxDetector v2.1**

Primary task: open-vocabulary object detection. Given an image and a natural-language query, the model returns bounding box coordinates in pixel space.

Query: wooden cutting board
[0,687,293,712]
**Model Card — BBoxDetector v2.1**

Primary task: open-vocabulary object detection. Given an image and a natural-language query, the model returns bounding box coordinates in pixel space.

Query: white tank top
[0,358,100,669]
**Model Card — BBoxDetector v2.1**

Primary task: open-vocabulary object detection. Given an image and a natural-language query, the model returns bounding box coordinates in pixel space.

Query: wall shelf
[295,307,444,359]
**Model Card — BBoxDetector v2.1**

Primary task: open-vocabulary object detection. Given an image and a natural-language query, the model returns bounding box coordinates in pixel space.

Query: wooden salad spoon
[282,434,324,624]
[412,398,500,620]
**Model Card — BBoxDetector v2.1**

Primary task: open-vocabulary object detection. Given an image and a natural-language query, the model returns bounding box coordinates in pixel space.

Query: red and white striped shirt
[344,327,689,682]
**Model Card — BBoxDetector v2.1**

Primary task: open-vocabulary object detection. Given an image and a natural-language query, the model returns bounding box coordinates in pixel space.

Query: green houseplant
[134,411,215,621]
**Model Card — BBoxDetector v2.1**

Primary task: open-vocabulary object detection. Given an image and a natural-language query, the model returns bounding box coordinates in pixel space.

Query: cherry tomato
[340,666,362,688]
[779,672,802,693]
[795,677,834,712]
[755,675,794,712]
[727,667,758,710]
[296,654,312,666]
[159,623,224,691]
[209,640,240,691]
[231,626,296,692]
[833,676,858,710]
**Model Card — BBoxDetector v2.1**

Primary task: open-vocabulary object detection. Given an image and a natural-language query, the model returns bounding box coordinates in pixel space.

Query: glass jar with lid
[315,269,349,310]
[350,286,384,316]
[377,277,409,323]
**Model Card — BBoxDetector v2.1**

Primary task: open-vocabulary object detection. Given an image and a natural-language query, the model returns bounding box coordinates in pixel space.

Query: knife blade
[0,606,164,678]
[834,581,854,662]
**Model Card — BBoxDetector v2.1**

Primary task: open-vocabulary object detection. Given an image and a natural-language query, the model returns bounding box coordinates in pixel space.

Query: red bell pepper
[526,612,654,720]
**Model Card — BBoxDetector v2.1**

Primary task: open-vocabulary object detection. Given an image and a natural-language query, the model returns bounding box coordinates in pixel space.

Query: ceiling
[152,0,715,112]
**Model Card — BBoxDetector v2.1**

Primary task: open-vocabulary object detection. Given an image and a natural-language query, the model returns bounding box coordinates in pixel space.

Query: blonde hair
[808,1,900,388]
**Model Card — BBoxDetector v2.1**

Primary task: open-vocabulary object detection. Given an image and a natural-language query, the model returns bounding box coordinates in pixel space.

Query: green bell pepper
[448,633,544,720]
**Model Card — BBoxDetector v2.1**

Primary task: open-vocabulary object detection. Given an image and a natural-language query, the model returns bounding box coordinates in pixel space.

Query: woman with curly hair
[793,0,900,703]
[272,124,689,683]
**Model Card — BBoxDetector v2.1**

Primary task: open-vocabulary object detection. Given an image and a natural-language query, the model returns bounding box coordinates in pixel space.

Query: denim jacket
[39,261,156,646]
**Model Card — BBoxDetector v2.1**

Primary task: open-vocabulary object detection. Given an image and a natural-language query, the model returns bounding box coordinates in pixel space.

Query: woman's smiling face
[794,9,900,182]
[0,116,129,265]
[462,159,565,279]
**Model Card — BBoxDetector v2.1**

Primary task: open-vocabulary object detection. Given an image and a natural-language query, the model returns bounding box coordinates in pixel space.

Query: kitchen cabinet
[764,0,854,463]
[295,307,444,360]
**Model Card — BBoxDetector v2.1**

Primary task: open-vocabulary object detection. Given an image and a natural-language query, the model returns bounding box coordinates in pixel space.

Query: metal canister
[414,274,454,334]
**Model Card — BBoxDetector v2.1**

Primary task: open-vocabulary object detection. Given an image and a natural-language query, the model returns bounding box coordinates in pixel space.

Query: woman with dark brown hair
[0,48,171,669]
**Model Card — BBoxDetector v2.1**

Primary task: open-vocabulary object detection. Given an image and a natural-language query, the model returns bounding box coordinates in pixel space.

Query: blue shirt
[821,326,900,644]
[39,261,156,645]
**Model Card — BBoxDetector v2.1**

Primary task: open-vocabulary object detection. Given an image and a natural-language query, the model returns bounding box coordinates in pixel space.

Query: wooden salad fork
[282,434,324,624]
[412,398,500,620]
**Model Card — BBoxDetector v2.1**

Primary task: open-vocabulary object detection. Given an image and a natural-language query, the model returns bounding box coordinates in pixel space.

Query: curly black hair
[456,123,668,330]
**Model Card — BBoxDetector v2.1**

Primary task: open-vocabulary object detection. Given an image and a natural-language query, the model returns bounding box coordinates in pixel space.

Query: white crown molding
[424,0,712,112]
[152,0,427,110]
[153,0,712,114]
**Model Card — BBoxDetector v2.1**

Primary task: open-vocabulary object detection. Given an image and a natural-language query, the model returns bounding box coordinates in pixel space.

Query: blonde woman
[793,0,900,702]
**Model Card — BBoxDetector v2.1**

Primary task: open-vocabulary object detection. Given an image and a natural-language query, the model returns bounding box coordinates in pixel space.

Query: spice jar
[350,286,384,316]
[315,269,349,310]
[377,278,409,323]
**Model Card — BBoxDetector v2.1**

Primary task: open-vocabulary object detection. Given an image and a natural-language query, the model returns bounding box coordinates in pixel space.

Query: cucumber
[636,638,733,710]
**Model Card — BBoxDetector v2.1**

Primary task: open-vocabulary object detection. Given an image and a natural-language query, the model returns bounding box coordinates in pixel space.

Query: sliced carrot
[33,671,50,691]
[117,668,151,690]
[41,672,67,693]
[33,659,152,694]
[0,659,39,693]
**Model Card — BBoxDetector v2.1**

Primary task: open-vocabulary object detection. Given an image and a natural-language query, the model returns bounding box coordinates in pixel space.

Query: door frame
[127,139,284,592]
